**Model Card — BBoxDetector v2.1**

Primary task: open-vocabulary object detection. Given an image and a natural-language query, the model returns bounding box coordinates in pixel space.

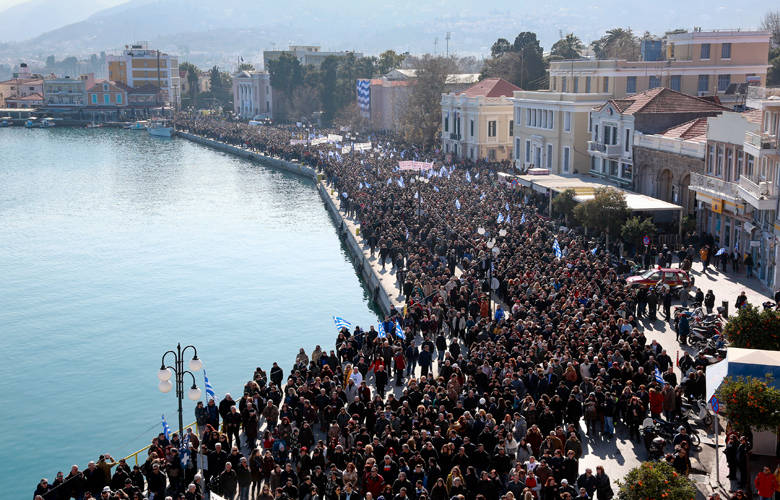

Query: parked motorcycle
[681,397,713,429]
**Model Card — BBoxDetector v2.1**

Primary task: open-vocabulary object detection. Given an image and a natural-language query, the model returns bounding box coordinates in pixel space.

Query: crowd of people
[33,116,761,500]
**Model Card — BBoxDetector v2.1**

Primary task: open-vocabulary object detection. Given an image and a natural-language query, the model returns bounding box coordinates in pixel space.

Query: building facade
[512,91,611,174]
[441,78,521,162]
[549,30,770,107]
[263,45,363,69]
[108,42,180,106]
[232,70,272,119]
[43,76,88,108]
[0,77,43,107]
[87,80,128,108]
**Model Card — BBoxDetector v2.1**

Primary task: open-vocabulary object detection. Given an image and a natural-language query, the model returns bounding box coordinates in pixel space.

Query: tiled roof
[8,93,43,101]
[458,78,521,98]
[600,87,729,115]
[741,109,763,124]
[659,117,708,141]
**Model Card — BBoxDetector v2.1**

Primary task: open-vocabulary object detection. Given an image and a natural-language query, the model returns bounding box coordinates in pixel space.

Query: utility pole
[446,32,451,58]
[434,37,438,55]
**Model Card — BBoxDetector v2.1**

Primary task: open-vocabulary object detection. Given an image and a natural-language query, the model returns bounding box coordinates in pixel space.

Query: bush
[620,216,657,247]
[715,376,780,433]
[617,461,695,500]
[723,304,780,350]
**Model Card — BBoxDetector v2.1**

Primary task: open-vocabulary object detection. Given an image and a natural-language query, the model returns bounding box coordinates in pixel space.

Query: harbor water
[0,127,380,497]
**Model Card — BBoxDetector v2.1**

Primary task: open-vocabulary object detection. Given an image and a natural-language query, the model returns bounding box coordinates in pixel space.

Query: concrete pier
[175,131,402,317]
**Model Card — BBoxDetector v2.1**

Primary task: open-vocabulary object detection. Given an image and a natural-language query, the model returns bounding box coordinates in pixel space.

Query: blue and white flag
[387,178,392,185]
[497,213,504,224]
[455,199,461,211]
[465,171,471,183]
[204,370,215,401]
[520,213,527,224]
[334,316,353,331]
[434,186,440,192]
[180,430,191,467]
[480,192,486,201]
[356,79,371,117]
[414,191,419,200]
[553,239,562,260]
[395,320,405,339]
[505,202,510,211]
[377,321,387,338]
[161,414,171,440]
[365,182,371,188]
[475,172,480,180]
[654,366,665,385]
[591,246,598,256]
[397,177,405,188]
[406,229,410,240]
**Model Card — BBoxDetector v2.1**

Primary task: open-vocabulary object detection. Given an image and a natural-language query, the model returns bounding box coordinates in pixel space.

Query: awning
[706,347,780,401]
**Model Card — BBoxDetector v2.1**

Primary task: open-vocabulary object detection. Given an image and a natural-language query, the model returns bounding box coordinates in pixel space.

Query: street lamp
[158,343,202,438]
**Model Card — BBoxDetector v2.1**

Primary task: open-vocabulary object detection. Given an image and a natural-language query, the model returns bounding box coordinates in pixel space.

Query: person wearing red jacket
[364,467,385,498]
[754,466,778,500]
[648,388,664,419]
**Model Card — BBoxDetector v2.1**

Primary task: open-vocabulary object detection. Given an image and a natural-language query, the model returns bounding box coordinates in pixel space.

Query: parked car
[626,267,694,291]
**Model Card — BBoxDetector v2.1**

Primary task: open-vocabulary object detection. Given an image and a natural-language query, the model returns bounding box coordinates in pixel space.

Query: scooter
[681,397,713,429]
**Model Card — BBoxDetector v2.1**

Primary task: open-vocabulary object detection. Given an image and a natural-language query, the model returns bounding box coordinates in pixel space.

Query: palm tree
[550,33,584,60]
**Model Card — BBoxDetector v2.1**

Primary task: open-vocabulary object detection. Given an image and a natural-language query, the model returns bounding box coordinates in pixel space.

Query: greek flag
[505,202,510,211]
[204,370,215,401]
[180,430,191,467]
[377,321,387,338]
[480,192,486,201]
[465,171,471,183]
[455,199,461,210]
[553,239,562,260]
[365,182,371,188]
[520,213,526,224]
[395,320,405,339]
[406,229,410,240]
[506,213,511,224]
[434,186,440,192]
[356,79,371,117]
[334,316,352,331]
[397,177,405,188]
[497,213,504,224]
[161,414,171,440]
[591,246,598,256]
[475,172,480,180]
[414,191,419,200]
[654,367,665,385]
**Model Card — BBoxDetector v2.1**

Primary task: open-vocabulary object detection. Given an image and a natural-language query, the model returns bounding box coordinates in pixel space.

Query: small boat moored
[0,116,11,127]
[147,119,173,137]
[126,120,148,130]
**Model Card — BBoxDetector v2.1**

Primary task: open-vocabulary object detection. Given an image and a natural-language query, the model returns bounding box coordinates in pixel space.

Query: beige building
[549,30,770,106]
[0,77,43,107]
[441,78,521,162]
[107,42,181,106]
[512,91,611,174]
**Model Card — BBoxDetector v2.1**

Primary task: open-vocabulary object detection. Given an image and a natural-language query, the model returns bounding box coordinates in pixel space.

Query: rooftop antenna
[446,32,451,57]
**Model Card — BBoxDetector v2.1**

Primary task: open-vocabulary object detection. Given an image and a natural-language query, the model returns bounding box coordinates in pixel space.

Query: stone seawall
[175,131,395,317]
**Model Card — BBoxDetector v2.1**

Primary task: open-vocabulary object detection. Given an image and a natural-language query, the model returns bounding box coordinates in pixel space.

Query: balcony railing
[745,131,778,151]
[587,141,623,157]
[739,175,777,200]
[449,133,461,140]
[689,172,740,201]
[605,144,624,157]
[588,141,606,153]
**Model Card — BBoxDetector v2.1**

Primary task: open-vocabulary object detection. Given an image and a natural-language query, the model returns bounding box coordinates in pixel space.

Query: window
[698,75,709,93]
[721,43,731,59]
[551,78,556,91]
[526,109,531,126]
[103,83,109,91]
[746,154,754,177]
[470,120,474,137]
[116,93,122,104]
[603,77,609,92]
[444,115,449,132]
[515,138,521,159]
[573,77,579,93]
[525,140,531,162]
[91,93,97,104]
[594,124,599,142]
[706,145,714,174]
[488,120,497,137]
[563,147,570,173]
[591,156,597,172]
[621,163,633,179]
[609,160,619,176]
[564,111,571,132]
[736,150,744,179]
[625,129,631,152]
[626,76,637,94]
[104,94,110,104]
[649,75,661,89]
[585,76,591,93]
[546,144,553,169]
[562,76,567,92]
[726,148,733,181]
[700,43,710,59]
[670,75,681,92]
[716,145,723,176]
[509,120,513,137]
[718,74,731,92]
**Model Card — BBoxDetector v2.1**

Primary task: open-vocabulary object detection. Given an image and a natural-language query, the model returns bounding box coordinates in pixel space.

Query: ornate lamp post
[157,343,203,438]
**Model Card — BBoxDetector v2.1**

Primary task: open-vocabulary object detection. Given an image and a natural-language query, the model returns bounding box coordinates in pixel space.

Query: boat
[25,117,56,128]
[0,116,11,127]
[148,119,173,137]
[40,117,56,128]
[85,122,102,128]
[126,120,148,130]
[24,117,38,128]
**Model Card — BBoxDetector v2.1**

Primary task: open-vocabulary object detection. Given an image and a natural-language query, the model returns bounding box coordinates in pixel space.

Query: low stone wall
[175,131,393,316]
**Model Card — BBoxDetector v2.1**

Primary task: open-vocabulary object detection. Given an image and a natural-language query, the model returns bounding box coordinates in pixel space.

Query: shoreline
[176,131,401,317]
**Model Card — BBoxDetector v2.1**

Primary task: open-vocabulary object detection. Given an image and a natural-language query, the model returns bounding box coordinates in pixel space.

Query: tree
[723,304,780,350]
[378,50,406,75]
[482,33,547,90]
[715,376,780,433]
[551,189,577,222]
[400,55,455,149]
[761,10,780,46]
[267,52,304,109]
[550,34,584,60]
[617,461,695,500]
[238,63,255,72]
[179,62,200,107]
[768,47,780,86]
[490,38,512,58]
[620,216,657,247]
[591,28,640,60]
[573,187,629,236]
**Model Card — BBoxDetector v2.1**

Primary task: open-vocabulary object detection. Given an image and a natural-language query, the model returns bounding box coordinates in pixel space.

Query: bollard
[720,300,729,318]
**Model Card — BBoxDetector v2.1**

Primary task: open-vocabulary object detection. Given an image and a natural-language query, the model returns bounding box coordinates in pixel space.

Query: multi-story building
[263,45,362,69]
[179,69,211,96]
[232,70,272,119]
[512,91,611,174]
[107,42,180,106]
[441,78,521,162]
[588,87,727,189]
[4,93,43,108]
[43,75,89,108]
[87,80,128,108]
[549,29,770,107]
[363,69,479,132]
[0,76,43,107]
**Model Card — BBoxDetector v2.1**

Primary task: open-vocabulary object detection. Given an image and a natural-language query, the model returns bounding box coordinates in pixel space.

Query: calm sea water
[0,127,379,497]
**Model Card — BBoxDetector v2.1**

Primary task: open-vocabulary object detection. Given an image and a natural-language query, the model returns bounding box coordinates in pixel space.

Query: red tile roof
[599,87,729,115]
[741,109,763,124]
[458,78,521,98]
[659,117,708,141]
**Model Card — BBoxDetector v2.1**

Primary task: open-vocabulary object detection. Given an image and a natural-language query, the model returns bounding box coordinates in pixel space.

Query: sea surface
[0,127,379,497]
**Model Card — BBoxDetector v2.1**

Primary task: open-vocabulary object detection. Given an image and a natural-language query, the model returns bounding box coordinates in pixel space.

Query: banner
[354,142,372,152]
[341,146,351,154]
[327,134,343,143]
[310,137,328,146]
[398,160,434,171]
[290,139,307,145]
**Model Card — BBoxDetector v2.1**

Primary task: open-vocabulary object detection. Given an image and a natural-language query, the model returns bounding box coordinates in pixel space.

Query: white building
[263,45,363,69]
[43,75,90,108]
[108,42,181,107]
[232,71,272,119]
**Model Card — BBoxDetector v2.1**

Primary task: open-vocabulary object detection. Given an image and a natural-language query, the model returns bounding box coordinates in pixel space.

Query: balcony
[587,141,623,157]
[588,141,606,153]
[449,133,461,140]
[744,131,779,158]
[688,172,740,203]
[737,175,778,210]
